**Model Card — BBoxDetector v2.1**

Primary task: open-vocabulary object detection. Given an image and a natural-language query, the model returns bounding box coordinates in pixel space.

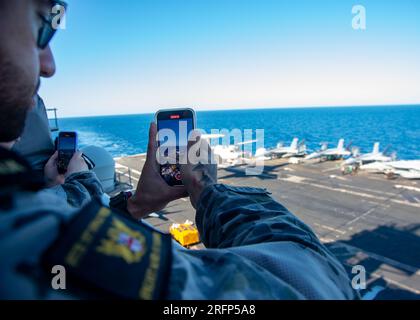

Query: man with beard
[0,0,356,300]
[12,44,56,172]
[8,35,105,206]
[10,91,105,208]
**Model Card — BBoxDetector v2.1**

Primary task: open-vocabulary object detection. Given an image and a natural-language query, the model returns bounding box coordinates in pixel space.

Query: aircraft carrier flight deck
[113,154,420,300]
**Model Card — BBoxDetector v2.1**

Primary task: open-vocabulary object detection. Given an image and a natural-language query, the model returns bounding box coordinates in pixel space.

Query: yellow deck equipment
[169,221,200,247]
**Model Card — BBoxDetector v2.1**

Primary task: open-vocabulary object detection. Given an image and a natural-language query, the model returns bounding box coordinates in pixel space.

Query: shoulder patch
[43,201,172,300]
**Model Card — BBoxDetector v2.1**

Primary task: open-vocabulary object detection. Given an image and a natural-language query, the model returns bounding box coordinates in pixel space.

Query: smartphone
[155,108,196,186]
[57,131,78,174]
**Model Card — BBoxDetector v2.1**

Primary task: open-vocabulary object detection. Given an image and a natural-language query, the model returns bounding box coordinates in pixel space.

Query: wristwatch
[109,191,133,217]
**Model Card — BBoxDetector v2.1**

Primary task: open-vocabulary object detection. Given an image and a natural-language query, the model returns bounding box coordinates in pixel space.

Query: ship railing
[46,108,59,132]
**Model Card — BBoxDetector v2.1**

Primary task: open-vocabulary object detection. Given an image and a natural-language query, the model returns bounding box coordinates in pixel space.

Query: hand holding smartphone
[155,108,196,186]
[57,131,78,174]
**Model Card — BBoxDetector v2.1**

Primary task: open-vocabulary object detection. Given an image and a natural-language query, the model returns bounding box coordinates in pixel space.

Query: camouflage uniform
[42,171,104,208]
[0,147,357,300]
[10,96,105,209]
[12,96,55,171]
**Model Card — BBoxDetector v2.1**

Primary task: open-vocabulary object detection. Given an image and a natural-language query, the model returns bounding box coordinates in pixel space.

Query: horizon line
[57,103,420,120]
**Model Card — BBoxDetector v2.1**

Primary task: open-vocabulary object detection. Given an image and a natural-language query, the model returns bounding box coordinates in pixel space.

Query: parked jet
[256,138,306,159]
[305,139,351,161]
[344,142,394,166]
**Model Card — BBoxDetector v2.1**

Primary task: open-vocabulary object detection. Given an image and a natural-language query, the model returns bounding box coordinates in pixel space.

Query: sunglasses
[37,0,68,49]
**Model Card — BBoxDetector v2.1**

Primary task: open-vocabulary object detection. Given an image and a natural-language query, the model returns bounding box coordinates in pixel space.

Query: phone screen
[157,110,195,186]
[57,132,77,174]
[59,136,76,151]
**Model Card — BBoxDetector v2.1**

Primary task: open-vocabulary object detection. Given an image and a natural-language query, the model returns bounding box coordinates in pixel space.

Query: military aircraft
[305,139,352,161]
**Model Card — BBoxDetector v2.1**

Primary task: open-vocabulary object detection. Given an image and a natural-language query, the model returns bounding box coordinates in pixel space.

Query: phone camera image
[160,164,183,186]
[156,109,195,187]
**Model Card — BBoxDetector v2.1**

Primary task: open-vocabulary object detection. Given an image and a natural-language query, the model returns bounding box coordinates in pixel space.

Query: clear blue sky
[39,0,420,117]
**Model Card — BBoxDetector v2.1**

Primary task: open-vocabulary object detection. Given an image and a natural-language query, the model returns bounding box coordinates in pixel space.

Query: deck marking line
[344,207,376,227]
[370,272,420,295]
[331,242,419,275]
[283,173,396,197]
[283,175,420,208]
[395,185,420,193]
[115,163,142,176]
[314,223,346,235]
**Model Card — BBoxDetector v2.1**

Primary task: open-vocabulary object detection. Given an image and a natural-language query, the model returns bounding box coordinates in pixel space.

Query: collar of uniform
[0,147,46,195]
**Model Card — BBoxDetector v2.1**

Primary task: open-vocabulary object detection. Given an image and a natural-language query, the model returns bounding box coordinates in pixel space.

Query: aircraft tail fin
[290,138,299,149]
[337,139,345,150]
[255,148,268,158]
[352,147,360,156]
[391,151,397,161]
[373,142,380,154]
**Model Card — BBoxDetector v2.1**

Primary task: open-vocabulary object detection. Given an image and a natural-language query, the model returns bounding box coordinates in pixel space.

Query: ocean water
[56,106,420,160]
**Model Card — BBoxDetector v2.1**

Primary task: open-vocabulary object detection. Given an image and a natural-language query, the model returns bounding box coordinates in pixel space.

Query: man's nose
[39,45,56,78]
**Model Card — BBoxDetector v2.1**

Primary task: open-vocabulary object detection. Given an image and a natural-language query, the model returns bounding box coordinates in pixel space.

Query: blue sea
[56,106,420,160]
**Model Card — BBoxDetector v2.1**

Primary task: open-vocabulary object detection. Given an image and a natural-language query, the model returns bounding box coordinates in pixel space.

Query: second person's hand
[180,131,218,209]
[65,151,89,178]
[44,151,89,187]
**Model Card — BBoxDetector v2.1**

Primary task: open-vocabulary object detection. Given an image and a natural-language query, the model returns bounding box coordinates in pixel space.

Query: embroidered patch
[43,201,172,300]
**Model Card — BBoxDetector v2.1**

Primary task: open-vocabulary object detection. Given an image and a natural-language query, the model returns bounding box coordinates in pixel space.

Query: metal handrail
[46,108,59,132]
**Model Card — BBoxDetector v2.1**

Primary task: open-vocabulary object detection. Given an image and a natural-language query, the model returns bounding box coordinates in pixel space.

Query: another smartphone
[57,131,78,174]
[155,108,196,186]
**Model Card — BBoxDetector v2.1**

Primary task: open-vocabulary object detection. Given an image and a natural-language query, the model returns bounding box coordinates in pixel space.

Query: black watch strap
[109,191,133,217]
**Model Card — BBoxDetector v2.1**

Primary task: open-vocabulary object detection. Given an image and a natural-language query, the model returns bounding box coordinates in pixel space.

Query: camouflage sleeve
[186,184,357,299]
[44,171,104,208]
[196,184,324,254]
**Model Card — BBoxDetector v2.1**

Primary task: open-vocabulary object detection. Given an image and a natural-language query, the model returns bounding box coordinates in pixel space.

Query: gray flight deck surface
[114,154,420,299]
